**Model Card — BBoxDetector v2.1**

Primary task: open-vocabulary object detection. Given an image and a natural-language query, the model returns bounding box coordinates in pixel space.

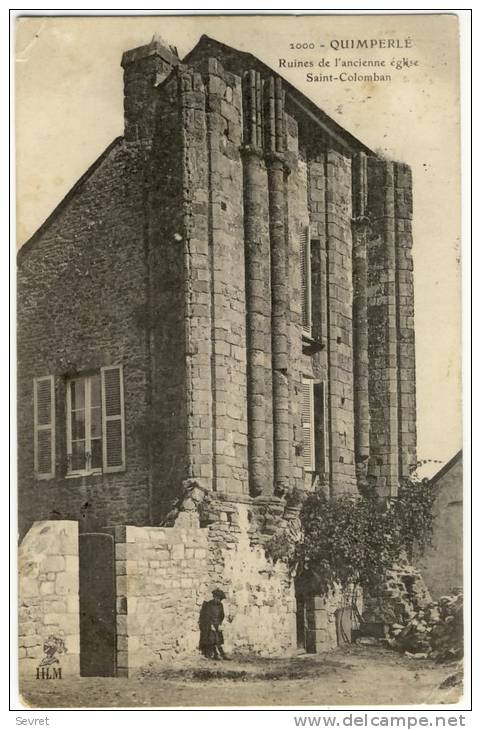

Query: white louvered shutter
[302,378,315,472]
[34,376,55,479]
[101,365,125,473]
[300,226,312,336]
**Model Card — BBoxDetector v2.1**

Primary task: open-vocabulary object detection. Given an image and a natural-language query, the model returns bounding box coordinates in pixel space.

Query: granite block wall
[394,163,417,479]
[241,70,274,497]
[18,521,80,677]
[122,38,180,143]
[17,140,155,538]
[307,156,331,486]
[208,501,297,655]
[110,503,297,675]
[368,159,400,497]
[287,144,312,494]
[366,158,417,495]
[351,152,370,481]
[112,520,210,673]
[203,59,249,495]
[149,69,205,521]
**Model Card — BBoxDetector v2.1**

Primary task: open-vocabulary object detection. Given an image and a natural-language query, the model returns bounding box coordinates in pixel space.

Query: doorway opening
[79,532,117,676]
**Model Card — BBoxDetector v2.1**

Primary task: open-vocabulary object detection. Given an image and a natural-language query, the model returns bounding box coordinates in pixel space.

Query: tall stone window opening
[66,365,125,476]
[314,380,329,478]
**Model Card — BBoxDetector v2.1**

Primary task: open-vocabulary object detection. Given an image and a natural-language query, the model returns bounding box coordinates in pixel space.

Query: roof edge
[430,450,463,486]
[17,136,123,262]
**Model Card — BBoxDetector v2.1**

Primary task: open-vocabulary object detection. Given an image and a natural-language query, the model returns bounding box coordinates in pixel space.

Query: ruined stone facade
[416,452,463,600]
[17,35,416,675]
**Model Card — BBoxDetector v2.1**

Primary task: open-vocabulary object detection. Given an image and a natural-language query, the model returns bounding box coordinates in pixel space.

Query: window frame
[65,372,102,478]
[314,380,329,477]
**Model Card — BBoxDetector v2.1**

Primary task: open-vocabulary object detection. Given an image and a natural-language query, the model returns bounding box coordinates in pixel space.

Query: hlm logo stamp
[36,635,66,680]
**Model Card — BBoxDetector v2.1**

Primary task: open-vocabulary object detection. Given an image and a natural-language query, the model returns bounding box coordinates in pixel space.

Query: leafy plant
[392,477,437,560]
[265,476,436,598]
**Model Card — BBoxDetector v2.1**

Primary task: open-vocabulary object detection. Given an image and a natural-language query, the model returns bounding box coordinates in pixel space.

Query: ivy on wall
[265,477,437,597]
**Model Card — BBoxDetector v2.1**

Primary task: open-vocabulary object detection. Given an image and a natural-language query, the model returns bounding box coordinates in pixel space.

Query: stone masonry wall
[307,156,331,486]
[416,455,463,599]
[366,159,400,497]
[324,151,357,494]
[366,158,416,494]
[207,501,297,654]
[203,59,249,494]
[17,140,154,537]
[151,57,250,507]
[111,502,296,675]
[394,163,417,478]
[149,72,191,521]
[122,39,179,143]
[18,521,79,677]
[287,144,312,493]
[304,148,359,496]
[351,152,370,481]
[305,595,341,651]
[112,518,210,674]
[241,70,274,497]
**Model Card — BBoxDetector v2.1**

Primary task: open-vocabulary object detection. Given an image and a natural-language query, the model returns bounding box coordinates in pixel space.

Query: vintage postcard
[15,13,464,709]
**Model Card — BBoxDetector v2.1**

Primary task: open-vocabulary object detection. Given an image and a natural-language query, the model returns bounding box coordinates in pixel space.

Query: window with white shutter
[300,226,312,337]
[302,377,315,473]
[34,376,55,479]
[101,365,125,473]
[65,365,125,476]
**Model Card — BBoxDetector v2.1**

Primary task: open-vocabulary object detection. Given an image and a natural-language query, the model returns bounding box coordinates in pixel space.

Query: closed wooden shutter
[300,227,312,336]
[34,376,55,479]
[101,365,125,473]
[302,378,315,472]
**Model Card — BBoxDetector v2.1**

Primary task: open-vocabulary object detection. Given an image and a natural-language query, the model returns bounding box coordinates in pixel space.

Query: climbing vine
[391,477,437,560]
[265,476,436,597]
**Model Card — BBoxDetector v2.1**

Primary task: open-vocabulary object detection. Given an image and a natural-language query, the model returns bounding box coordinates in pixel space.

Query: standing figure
[199,588,229,660]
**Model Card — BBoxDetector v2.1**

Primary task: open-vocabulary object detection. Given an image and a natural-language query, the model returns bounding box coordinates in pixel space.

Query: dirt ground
[19,646,462,709]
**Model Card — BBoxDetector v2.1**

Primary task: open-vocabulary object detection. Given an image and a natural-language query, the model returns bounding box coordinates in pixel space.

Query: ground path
[20,646,462,708]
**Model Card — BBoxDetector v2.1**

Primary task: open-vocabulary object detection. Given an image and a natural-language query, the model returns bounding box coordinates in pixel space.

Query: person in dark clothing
[199,589,229,660]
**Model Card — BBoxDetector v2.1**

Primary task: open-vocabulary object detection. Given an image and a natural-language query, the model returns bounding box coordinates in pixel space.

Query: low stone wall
[211,502,297,655]
[111,515,211,674]
[112,500,297,674]
[19,504,341,678]
[18,521,80,678]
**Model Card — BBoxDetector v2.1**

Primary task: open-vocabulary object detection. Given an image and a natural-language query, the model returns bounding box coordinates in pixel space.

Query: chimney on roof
[121,36,179,143]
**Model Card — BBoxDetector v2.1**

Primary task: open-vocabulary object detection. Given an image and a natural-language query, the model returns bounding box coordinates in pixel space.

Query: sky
[15,13,462,467]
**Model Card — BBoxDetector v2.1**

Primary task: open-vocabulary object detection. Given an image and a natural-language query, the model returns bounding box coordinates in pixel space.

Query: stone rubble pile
[388,590,463,662]
[361,564,463,662]
[362,564,432,628]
